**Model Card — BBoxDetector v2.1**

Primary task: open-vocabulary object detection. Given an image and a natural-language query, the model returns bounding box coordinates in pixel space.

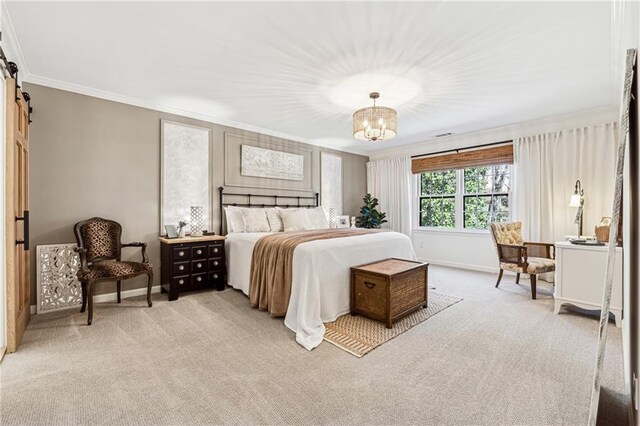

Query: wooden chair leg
[495,269,504,288]
[87,280,95,325]
[530,274,537,300]
[117,280,122,303]
[80,281,87,313]
[516,273,520,284]
[146,271,153,308]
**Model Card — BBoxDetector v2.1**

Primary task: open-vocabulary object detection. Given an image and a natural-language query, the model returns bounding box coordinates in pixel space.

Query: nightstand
[159,235,226,301]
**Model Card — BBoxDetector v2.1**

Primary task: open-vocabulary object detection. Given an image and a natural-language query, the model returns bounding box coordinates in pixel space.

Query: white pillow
[265,208,284,232]
[306,207,329,230]
[225,206,246,233]
[241,208,270,233]
[279,209,313,232]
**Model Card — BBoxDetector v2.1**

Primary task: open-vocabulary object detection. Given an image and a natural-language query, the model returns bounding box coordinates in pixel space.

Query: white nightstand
[553,241,622,327]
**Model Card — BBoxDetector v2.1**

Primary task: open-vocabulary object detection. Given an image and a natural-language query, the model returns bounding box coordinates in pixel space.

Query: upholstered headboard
[218,187,319,235]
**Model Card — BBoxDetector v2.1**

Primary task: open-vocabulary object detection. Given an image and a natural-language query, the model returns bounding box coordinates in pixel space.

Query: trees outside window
[419,170,456,227]
[418,164,511,230]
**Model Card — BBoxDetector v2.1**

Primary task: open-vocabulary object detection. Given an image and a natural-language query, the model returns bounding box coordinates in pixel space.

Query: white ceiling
[6,1,615,154]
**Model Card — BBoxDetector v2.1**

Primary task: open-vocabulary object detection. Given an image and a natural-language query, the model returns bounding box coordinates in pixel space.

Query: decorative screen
[36,244,82,313]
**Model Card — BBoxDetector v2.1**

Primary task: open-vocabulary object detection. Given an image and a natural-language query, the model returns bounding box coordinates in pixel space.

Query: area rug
[323,291,462,357]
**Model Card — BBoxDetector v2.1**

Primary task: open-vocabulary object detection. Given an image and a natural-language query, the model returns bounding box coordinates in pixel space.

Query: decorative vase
[178,227,186,238]
[350,217,357,229]
[190,206,204,237]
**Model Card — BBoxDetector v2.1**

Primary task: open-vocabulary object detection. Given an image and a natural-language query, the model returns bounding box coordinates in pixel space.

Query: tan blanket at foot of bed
[249,228,382,316]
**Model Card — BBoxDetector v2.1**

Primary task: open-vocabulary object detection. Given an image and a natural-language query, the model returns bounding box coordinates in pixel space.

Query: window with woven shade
[414,144,513,230]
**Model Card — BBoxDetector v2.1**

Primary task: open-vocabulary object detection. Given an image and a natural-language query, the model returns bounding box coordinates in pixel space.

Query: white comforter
[225,231,416,350]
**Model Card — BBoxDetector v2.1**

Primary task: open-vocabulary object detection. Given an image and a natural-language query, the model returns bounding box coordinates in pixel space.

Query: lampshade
[569,179,584,207]
[569,194,582,207]
[353,92,397,142]
[190,206,204,237]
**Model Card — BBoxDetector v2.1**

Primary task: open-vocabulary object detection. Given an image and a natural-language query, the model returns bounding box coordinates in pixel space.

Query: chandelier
[352,92,397,142]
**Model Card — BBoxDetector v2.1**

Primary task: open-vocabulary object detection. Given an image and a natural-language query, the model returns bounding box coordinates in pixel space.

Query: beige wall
[25,83,368,303]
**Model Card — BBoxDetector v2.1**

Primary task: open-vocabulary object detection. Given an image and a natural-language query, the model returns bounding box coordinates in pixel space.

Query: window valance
[411,143,513,174]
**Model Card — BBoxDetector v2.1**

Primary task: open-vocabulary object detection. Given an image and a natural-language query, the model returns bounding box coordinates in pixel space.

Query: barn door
[5,77,30,353]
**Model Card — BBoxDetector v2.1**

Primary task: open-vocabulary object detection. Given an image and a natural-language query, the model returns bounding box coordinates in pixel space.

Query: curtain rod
[410,140,513,160]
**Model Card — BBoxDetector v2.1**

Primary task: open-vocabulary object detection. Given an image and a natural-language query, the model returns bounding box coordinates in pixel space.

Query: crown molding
[22,73,370,157]
[0,2,29,82]
[0,1,369,157]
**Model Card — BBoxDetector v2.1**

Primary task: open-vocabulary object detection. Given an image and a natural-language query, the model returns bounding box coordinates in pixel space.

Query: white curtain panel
[366,157,412,236]
[513,122,619,244]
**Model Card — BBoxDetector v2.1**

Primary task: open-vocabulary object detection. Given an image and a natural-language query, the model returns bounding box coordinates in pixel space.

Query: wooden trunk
[350,258,428,329]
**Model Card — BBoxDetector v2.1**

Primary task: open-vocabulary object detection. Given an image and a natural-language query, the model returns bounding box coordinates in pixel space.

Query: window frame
[417,169,458,229]
[414,165,512,233]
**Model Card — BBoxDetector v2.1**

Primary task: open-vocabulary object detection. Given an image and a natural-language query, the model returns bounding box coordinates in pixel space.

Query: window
[463,165,511,229]
[417,164,511,230]
[419,170,456,228]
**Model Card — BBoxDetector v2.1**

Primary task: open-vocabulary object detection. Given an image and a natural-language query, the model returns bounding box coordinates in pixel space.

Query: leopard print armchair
[74,217,153,325]
[489,221,555,300]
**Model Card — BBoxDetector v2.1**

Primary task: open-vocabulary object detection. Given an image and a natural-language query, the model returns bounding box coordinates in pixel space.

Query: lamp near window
[569,179,584,237]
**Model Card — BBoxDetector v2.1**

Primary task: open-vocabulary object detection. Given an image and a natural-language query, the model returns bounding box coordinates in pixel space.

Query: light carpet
[324,291,462,357]
[0,266,626,425]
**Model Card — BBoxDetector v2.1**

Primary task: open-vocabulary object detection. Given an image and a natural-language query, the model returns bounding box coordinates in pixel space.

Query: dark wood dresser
[159,235,226,301]
[350,258,428,329]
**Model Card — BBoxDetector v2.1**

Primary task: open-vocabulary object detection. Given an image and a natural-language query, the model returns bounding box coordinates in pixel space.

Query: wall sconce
[569,179,584,236]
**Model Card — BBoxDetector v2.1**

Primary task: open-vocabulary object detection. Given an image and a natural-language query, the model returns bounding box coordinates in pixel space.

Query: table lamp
[190,206,204,237]
[569,180,584,237]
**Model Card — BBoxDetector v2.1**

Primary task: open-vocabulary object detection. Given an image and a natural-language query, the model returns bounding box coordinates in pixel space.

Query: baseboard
[417,258,498,274]
[30,285,161,315]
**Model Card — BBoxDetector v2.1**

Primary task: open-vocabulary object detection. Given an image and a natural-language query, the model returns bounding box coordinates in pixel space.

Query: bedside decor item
[74,217,153,325]
[241,145,304,181]
[165,225,179,239]
[569,179,585,236]
[336,215,350,228]
[190,206,204,237]
[350,217,357,229]
[595,217,611,243]
[353,92,397,142]
[355,193,388,229]
[177,220,187,237]
[159,235,226,301]
[36,244,82,313]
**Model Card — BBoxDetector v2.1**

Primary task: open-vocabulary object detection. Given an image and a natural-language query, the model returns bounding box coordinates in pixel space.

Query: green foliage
[356,193,388,229]
[419,165,511,229]
[420,197,455,228]
[420,170,456,196]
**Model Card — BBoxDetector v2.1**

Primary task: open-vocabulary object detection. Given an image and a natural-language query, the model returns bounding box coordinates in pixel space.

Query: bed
[220,188,417,350]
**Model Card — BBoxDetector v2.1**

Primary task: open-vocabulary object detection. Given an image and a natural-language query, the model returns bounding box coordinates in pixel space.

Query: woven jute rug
[323,291,462,357]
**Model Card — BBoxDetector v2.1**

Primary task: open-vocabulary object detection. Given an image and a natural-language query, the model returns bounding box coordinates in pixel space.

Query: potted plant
[355,194,387,229]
